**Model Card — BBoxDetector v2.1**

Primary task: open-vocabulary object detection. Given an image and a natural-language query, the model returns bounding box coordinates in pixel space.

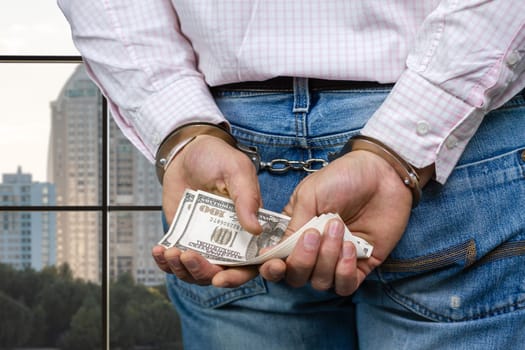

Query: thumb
[282,192,317,240]
[226,162,263,235]
[234,192,263,235]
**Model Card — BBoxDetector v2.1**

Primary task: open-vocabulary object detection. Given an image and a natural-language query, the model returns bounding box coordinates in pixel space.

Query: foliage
[0,290,33,349]
[58,295,102,350]
[110,273,183,349]
[0,263,182,349]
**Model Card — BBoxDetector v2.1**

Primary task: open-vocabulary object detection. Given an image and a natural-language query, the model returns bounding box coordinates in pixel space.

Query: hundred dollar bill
[158,189,195,248]
[158,189,373,266]
[175,190,290,264]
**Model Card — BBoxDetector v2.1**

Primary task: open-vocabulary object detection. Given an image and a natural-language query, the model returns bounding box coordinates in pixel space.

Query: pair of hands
[152,134,415,296]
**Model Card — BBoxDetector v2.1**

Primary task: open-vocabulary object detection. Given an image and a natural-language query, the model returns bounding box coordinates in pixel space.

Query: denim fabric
[165,80,525,350]
[354,92,525,349]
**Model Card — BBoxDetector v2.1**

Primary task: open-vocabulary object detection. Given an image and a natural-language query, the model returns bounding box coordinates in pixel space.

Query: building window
[0,58,170,348]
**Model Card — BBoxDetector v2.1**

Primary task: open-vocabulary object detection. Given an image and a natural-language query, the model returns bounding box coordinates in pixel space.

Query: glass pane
[109,118,163,206]
[109,211,165,285]
[109,211,182,349]
[0,63,102,206]
[0,0,79,55]
[0,211,102,349]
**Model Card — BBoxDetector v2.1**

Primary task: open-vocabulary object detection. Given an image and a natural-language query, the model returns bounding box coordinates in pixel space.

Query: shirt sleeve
[58,0,226,162]
[361,0,525,183]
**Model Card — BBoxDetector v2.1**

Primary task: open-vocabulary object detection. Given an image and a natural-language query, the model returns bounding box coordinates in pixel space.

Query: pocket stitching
[170,275,268,309]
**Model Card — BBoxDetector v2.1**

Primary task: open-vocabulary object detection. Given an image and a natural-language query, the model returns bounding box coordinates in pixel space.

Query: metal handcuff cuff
[155,122,328,183]
[155,123,421,207]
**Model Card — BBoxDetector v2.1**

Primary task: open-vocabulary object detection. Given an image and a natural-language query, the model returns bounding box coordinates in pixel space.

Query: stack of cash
[158,189,373,266]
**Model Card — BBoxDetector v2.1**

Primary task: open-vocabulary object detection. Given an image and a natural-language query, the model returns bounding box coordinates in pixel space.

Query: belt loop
[293,77,310,113]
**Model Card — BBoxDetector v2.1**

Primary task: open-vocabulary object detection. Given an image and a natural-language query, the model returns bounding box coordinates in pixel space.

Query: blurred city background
[1,1,182,349]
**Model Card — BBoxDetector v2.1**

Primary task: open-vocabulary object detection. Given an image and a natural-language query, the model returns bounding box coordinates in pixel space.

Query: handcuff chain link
[260,158,328,173]
[237,143,328,174]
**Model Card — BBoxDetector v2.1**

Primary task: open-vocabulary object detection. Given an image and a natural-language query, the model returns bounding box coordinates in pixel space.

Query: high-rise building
[48,64,102,282]
[48,64,165,285]
[109,120,166,285]
[0,167,56,270]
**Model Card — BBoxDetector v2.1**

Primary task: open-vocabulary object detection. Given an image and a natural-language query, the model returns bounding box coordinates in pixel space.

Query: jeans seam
[473,240,525,267]
[380,239,477,273]
[378,240,525,322]
[169,276,268,309]
[232,127,359,148]
[455,147,525,169]
[382,280,525,322]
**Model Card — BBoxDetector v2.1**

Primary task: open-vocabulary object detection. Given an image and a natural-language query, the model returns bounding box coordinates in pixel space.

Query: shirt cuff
[119,76,226,162]
[361,69,485,184]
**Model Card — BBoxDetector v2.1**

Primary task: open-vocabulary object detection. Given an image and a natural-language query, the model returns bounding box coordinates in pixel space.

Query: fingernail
[214,276,229,288]
[168,258,182,269]
[328,220,343,238]
[184,259,198,270]
[153,254,167,264]
[342,243,355,259]
[303,231,320,251]
[269,265,283,280]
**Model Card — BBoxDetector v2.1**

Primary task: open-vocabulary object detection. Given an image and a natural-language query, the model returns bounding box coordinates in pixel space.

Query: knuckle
[286,275,308,288]
[320,244,342,259]
[335,285,354,296]
[311,278,333,291]
[285,266,311,288]
[288,257,315,271]
[191,270,213,281]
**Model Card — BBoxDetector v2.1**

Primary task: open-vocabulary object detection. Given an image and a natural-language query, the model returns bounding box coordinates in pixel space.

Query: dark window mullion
[0,55,82,63]
[102,96,109,349]
[0,56,161,348]
[0,206,161,211]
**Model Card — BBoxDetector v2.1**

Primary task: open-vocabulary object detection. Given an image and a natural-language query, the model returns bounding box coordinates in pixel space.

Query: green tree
[59,295,102,350]
[110,274,182,349]
[0,291,33,349]
[34,265,100,345]
[0,263,182,349]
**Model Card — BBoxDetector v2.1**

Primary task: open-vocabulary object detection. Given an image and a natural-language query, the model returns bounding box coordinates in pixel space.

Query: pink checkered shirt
[59,0,525,183]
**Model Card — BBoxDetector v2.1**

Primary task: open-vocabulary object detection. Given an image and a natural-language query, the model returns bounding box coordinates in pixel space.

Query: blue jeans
[165,79,525,350]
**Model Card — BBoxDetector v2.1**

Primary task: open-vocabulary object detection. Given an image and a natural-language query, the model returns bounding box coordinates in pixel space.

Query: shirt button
[506,50,521,67]
[445,135,458,149]
[416,121,430,136]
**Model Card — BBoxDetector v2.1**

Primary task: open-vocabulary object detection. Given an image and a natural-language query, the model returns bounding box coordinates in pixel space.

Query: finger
[179,251,224,285]
[310,219,345,291]
[334,242,358,296]
[226,161,263,234]
[162,247,202,283]
[152,245,171,273]
[285,229,321,288]
[259,259,287,282]
[282,186,316,239]
[211,267,259,288]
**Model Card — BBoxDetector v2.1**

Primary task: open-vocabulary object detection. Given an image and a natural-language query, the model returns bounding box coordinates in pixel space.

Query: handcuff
[156,123,421,207]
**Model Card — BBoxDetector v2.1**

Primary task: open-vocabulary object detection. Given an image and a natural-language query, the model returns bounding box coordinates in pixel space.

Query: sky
[0,0,80,182]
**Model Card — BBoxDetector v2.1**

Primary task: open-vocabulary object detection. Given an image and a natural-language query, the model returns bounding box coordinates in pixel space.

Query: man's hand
[152,134,263,286]
[258,150,419,295]
[162,135,262,232]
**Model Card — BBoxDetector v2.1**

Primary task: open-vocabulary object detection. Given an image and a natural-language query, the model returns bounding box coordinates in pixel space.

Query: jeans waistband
[210,77,394,92]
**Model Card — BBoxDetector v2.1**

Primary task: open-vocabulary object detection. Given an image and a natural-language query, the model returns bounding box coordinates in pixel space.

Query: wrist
[335,135,434,208]
[155,122,236,184]
[415,163,435,188]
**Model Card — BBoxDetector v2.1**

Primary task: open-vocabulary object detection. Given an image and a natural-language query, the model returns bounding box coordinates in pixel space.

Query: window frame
[0,55,162,348]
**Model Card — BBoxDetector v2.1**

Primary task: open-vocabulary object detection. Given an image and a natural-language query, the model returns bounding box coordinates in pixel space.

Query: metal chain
[237,143,329,174]
[260,158,328,173]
